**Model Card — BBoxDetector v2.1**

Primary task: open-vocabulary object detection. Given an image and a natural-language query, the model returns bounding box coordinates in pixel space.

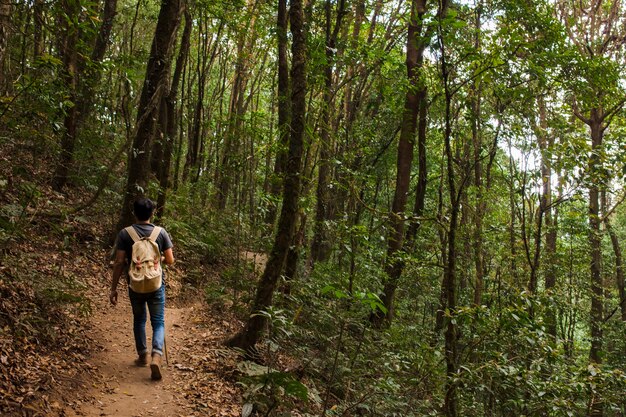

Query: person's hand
[109,289,118,306]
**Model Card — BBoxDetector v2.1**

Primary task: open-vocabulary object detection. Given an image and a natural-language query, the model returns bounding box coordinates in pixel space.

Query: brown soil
[74,289,194,417]
[64,281,244,417]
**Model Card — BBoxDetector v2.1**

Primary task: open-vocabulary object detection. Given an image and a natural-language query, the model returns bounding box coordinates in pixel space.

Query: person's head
[133,197,156,221]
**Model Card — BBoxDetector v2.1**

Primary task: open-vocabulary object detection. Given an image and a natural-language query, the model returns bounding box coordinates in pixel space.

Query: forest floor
[0,191,249,416]
[69,279,244,417]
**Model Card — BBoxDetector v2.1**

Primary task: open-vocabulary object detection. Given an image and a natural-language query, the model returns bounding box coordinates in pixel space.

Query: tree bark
[226,0,306,352]
[215,0,260,209]
[52,0,118,191]
[52,0,80,191]
[310,0,346,265]
[116,0,182,230]
[264,0,290,227]
[0,0,10,89]
[182,22,206,182]
[371,0,428,327]
[588,114,603,368]
[535,96,558,338]
[470,5,484,306]
[156,6,191,217]
[437,1,456,414]
[33,0,44,60]
[587,113,604,417]
[602,199,626,322]
[91,0,118,64]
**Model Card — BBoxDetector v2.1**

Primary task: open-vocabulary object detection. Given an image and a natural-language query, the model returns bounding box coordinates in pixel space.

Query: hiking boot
[135,353,149,367]
[150,353,162,380]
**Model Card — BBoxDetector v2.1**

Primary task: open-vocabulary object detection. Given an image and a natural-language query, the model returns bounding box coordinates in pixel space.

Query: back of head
[133,198,155,221]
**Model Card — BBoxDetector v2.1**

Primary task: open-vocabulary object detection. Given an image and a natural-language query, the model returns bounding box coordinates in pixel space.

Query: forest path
[73,288,197,417]
[64,275,243,417]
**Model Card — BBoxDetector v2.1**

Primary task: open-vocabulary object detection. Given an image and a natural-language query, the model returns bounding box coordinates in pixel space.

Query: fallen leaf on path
[174,363,195,371]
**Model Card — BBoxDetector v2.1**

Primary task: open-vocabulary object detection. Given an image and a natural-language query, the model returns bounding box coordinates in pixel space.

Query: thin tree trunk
[371,0,428,327]
[52,0,118,190]
[602,199,626,322]
[52,0,80,191]
[263,0,289,226]
[215,0,260,209]
[470,4,484,306]
[438,1,457,414]
[588,114,603,366]
[33,0,44,60]
[183,13,210,182]
[507,135,519,286]
[535,96,558,338]
[172,42,189,191]
[310,0,346,264]
[0,0,10,89]
[587,113,604,417]
[226,0,306,352]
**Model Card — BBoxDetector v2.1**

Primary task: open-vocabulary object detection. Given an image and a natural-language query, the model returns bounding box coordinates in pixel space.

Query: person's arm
[110,250,126,305]
[162,248,174,265]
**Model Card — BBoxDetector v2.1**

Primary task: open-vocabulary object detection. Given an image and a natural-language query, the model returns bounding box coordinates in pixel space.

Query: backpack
[125,226,163,293]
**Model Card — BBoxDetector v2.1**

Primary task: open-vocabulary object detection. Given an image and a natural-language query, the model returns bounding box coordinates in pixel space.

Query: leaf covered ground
[0,177,248,416]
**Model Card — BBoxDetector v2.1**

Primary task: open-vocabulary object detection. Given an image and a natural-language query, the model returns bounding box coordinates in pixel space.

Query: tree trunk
[33,0,43,60]
[264,0,290,227]
[507,135,519,286]
[182,13,213,182]
[52,0,118,190]
[602,202,626,322]
[52,0,80,191]
[310,0,346,265]
[470,5,484,306]
[438,1,456,414]
[587,113,603,417]
[405,82,428,247]
[226,0,306,352]
[156,6,191,217]
[227,0,306,351]
[0,0,10,89]
[371,0,428,327]
[535,96,558,338]
[116,0,182,230]
[215,0,259,209]
[588,114,603,366]
[91,0,118,64]
[182,53,205,181]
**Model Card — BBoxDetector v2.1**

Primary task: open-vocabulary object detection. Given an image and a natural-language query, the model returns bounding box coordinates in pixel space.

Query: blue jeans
[128,285,165,356]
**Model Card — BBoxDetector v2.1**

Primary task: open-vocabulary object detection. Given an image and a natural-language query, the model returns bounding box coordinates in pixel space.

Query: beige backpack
[125,226,163,293]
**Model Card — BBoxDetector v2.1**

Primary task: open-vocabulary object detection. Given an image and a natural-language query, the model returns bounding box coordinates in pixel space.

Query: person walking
[110,197,174,380]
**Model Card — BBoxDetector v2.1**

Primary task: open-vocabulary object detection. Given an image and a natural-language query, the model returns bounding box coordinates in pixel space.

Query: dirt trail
[72,288,200,417]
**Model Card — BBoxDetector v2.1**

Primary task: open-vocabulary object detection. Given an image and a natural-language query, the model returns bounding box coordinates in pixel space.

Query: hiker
[109,197,174,380]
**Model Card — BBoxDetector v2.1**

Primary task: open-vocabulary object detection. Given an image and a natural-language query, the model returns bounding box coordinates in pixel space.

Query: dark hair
[133,198,156,221]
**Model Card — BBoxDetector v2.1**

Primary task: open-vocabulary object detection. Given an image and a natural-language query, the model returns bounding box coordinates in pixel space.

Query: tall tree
[226,0,307,351]
[215,0,261,209]
[33,0,44,60]
[557,1,626,415]
[0,0,11,90]
[534,96,558,337]
[264,0,290,227]
[602,192,626,322]
[371,0,430,326]
[116,0,182,229]
[52,0,80,191]
[52,0,118,190]
[310,0,346,264]
[155,5,192,216]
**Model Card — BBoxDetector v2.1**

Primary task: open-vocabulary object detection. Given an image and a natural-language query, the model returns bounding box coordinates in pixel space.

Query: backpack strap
[125,226,141,243]
[148,226,162,242]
